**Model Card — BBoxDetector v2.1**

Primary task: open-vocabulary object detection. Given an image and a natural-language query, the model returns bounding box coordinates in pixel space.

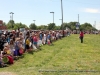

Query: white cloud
[83,8,100,13]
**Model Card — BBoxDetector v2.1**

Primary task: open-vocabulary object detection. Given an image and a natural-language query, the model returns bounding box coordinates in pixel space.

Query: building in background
[0,20,7,30]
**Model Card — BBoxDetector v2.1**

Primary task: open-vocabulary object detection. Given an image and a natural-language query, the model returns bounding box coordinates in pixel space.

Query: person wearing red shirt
[80,30,84,43]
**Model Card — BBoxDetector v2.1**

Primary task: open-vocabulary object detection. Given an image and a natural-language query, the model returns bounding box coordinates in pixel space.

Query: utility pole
[59,19,62,25]
[61,0,63,30]
[78,14,79,23]
[10,15,12,21]
[9,12,14,29]
[50,12,54,23]
[33,20,36,24]
[95,21,96,28]
[76,14,80,34]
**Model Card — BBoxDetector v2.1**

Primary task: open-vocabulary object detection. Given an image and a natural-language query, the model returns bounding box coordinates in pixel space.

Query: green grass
[0,34,100,75]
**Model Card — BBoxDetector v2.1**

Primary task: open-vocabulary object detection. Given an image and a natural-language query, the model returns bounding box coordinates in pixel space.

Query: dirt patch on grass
[0,72,16,75]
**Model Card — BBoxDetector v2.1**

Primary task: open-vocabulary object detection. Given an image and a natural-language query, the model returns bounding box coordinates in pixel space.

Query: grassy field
[0,34,100,75]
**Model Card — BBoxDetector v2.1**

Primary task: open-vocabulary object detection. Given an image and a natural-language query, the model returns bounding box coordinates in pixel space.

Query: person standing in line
[80,30,84,43]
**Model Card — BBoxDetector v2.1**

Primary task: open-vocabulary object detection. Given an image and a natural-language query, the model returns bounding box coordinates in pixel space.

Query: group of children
[0,30,68,68]
[0,35,24,67]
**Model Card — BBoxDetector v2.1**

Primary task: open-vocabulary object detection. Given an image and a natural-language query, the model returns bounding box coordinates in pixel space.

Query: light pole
[59,19,62,25]
[9,12,14,29]
[78,14,79,23]
[33,20,36,24]
[61,0,63,30]
[50,12,54,23]
[76,14,80,34]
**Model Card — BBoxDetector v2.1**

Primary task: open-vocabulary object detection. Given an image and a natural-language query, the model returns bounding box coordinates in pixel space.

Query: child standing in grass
[25,36,31,52]
[14,38,20,56]
[19,32,24,49]
[9,39,14,56]
[42,33,47,45]
[33,34,38,48]
[47,33,51,45]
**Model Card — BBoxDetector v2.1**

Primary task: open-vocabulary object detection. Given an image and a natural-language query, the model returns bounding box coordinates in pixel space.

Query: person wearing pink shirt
[79,30,84,43]
[33,34,38,48]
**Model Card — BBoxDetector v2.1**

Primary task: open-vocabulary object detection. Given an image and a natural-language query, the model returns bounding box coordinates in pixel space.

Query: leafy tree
[80,23,92,31]
[6,20,28,30]
[6,20,15,29]
[37,25,47,30]
[61,23,67,30]
[67,22,77,30]
[61,22,77,30]
[92,27,97,31]
[29,23,37,30]
[4,20,98,31]
[13,23,28,30]
[3,22,6,26]
[54,26,61,30]
[48,23,56,30]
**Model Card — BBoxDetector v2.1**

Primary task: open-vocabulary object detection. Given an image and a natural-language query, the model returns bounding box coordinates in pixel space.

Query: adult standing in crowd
[0,35,7,51]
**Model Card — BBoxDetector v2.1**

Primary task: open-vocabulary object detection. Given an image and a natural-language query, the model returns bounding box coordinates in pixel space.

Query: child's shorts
[33,42,37,45]
[25,45,30,49]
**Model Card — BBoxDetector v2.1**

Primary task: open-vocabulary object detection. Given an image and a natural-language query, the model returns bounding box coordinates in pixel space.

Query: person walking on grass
[79,30,84,43]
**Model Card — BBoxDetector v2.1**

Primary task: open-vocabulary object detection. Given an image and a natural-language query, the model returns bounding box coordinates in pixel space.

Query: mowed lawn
[0,34,100,75]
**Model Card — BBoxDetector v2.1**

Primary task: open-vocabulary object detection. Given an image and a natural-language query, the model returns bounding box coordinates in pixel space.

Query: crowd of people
[0,29,70,68]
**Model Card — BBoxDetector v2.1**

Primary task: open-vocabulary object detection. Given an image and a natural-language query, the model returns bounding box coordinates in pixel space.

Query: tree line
[3,20,97,31]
